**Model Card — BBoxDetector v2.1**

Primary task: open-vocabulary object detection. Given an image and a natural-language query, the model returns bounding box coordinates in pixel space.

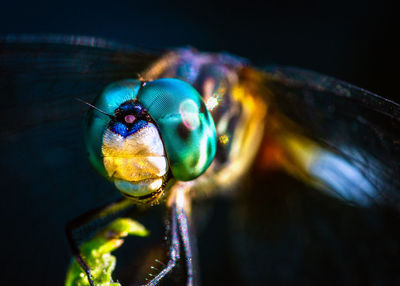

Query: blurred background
[1,0,399,285]
[1,0,398,100]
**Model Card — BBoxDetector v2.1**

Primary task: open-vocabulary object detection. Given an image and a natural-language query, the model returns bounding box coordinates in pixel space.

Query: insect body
[72,48,400,286]
[75,49,267,286]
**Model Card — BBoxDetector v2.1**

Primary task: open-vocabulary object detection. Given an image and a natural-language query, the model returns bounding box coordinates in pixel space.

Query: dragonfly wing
[0,35,162,285]
[254,66,400,209]
[216,67,400,285]
[0,35,161,139]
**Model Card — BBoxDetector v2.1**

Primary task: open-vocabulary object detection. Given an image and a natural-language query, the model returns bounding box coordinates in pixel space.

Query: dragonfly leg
[66,198,136,286]
[146,185,198,286]
[145,201,181,286]
[176,187,198,286]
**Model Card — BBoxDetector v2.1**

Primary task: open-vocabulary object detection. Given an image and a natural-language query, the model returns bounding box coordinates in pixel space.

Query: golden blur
[192,67,268,196]
[251,70,328,190]
[210,68,267,188]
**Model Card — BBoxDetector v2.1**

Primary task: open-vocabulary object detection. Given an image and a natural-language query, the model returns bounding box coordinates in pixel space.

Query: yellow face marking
[102,123,169,198]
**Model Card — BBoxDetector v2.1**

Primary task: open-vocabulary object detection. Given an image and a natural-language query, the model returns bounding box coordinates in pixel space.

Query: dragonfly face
[84,78,217,203]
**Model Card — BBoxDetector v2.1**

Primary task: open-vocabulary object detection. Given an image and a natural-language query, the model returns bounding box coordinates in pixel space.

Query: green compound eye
[84,78,217,183]
[138,78,217,181]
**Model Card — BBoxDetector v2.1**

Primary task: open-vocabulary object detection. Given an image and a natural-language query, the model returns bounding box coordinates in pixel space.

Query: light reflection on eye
[179,99,200,130]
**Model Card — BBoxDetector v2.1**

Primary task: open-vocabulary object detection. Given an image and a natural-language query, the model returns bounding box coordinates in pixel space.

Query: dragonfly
[0,35,399,286]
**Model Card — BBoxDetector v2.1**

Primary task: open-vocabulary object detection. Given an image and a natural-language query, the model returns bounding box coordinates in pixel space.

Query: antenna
[75,98,114,119]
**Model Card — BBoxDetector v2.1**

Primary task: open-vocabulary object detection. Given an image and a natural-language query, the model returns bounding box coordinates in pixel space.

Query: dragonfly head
[84,78,217,203]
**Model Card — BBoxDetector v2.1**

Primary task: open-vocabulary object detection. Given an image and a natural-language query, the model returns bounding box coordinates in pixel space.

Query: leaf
[65,218,149,286]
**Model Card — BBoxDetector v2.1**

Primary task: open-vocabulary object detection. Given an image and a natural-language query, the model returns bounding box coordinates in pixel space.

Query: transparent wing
[219,67,400,285]
[0,35,161,139]
[0,35,162,285]
[253,66,400,209]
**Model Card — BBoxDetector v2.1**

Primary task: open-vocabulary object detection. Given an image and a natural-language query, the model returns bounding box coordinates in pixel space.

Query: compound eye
[136,78,217,181]
[124,114,136,124]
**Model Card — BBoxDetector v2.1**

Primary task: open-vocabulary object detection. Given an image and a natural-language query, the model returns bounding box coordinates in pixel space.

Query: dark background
[1,0,398,100]
[1,1,399,285]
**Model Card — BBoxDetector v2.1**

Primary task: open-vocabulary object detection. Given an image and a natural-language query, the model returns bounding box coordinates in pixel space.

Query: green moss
[65,218,149,286]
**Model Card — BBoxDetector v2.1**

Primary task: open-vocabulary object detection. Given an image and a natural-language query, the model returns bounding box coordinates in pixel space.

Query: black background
[1,0,398,100]
[1,0,399,285]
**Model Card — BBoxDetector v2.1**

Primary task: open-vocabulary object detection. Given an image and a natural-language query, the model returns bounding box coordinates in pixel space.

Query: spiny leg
[145,201,180,286]
[146,185,198,286]
[66,198,136,286]
[176,187,198,286]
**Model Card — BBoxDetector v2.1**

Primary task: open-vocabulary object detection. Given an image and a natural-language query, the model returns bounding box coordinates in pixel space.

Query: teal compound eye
[137,78,217,181]
[84,78,217,191]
